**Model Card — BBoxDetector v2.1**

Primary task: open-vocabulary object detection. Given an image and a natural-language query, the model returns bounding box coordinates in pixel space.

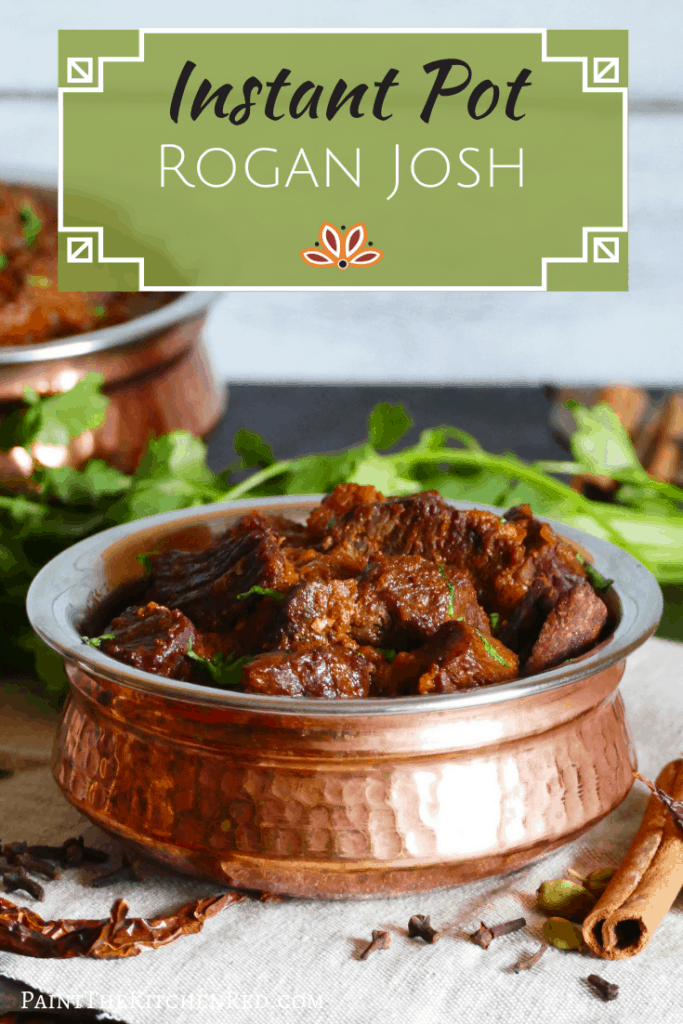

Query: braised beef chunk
[321,491,528,597]
[272,578,358,651]
[95,487,613,698]
[375,621,517,696]
[352,556,489,646]
[147,512,299,632]
[415,621,517,695]
[496,576,556,654]
[262,514,311,548]
[101,602,201,680]
[524,582,608,676]
[499,504,587,612]
[242,647,372,698]
[307,483,386,537]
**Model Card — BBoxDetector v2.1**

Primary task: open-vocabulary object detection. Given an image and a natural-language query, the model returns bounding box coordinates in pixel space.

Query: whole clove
[5,848,61,881]
[2,868,45,902]
[512,942,548,973]
[28,835,109,867]
[470,917,526,949]
[90,852,140,888]
[408,914,441,944]
[586,974,619,1002]
[360,930,391,960]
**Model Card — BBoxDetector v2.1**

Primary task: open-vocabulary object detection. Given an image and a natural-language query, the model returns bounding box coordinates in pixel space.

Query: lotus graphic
[300,222,383,269]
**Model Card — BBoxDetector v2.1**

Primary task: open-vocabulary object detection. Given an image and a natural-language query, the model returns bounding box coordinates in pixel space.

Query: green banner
[59,29,627,291]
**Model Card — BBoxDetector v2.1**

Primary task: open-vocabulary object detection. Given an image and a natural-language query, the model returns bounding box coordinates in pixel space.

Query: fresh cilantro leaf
[378,648,397,663]
[20,204,42,247]
[234,428,275,469]
[567,401,646,481]
[236,585,286,601]
[136,552,153,574]
[575,553,613,593]
[347,451,416,496]
[81,633,115,647]
[8,373,109,450]
[490,612,499,629]
[476,630,510,668]
[0,254,8,270]
[282,448,363,496]
[135,432,214,485]
[368,402,412,451]
[186,637,250,687]
[110,432,224,523]
[584,563,614,593]
[87,304,105,318]
[37,461,131,504]
[438,563,455,617]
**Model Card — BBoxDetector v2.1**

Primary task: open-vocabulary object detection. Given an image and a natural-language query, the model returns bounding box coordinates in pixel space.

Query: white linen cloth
[1,636,682,1024]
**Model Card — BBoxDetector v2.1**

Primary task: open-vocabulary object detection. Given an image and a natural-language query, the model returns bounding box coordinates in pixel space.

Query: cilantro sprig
[438,563,455,617]
[236,586,286,602]
[81,633,115,648]
[136,552,153,575]
[477,631,510,668]
[19,205,42,248]
[575,554,614,594]
[185,637,251,687]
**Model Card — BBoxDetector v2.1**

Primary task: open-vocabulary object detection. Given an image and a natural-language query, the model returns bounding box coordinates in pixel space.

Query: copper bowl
[0,183,225,476]
[26,497,662,899]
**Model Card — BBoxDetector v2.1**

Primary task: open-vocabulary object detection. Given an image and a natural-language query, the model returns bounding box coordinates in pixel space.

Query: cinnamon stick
[583,759,683,959]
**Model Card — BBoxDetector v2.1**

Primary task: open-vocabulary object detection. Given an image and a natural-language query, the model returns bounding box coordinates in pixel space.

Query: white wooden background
[0,0,681,385]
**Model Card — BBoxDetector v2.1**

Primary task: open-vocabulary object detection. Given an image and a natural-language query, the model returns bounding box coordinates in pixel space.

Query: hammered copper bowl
[27,497,662,899]
[0,182,225,476]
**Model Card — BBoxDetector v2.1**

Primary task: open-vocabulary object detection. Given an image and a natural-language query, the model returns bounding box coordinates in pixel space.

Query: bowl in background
[0,182,225,476]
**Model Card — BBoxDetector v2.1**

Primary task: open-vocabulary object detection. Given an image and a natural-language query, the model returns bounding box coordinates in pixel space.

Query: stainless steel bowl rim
[0,291,219,365]
[26,495,663,718]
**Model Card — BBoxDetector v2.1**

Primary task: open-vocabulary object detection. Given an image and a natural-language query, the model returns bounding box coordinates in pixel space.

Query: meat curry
[91,486,611,699]
[0,183,173,345]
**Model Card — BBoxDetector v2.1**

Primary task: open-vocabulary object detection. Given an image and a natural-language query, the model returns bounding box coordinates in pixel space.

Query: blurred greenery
[657,586,683,643]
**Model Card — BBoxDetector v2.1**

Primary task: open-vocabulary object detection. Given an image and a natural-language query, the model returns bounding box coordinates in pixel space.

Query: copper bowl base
[55,658,635,899]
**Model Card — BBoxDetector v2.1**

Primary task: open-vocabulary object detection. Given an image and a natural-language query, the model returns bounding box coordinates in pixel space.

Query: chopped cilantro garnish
[378,648,397,663]
[0,254,8,270]
[576,554,613,593]
[88,304,105,318]
[136,552,153,574]
[438,563,455,617]
[81,633,115,648]
[186,637,251,687]
[236,585,286,601]
[490,612,499,629]
[476,630,510,668]
[20,205,42,247]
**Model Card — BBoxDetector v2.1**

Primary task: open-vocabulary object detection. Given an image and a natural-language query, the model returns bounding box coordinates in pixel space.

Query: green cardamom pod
[536,879,596,920]
[542,917,584,950]
[585,868,616,897]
